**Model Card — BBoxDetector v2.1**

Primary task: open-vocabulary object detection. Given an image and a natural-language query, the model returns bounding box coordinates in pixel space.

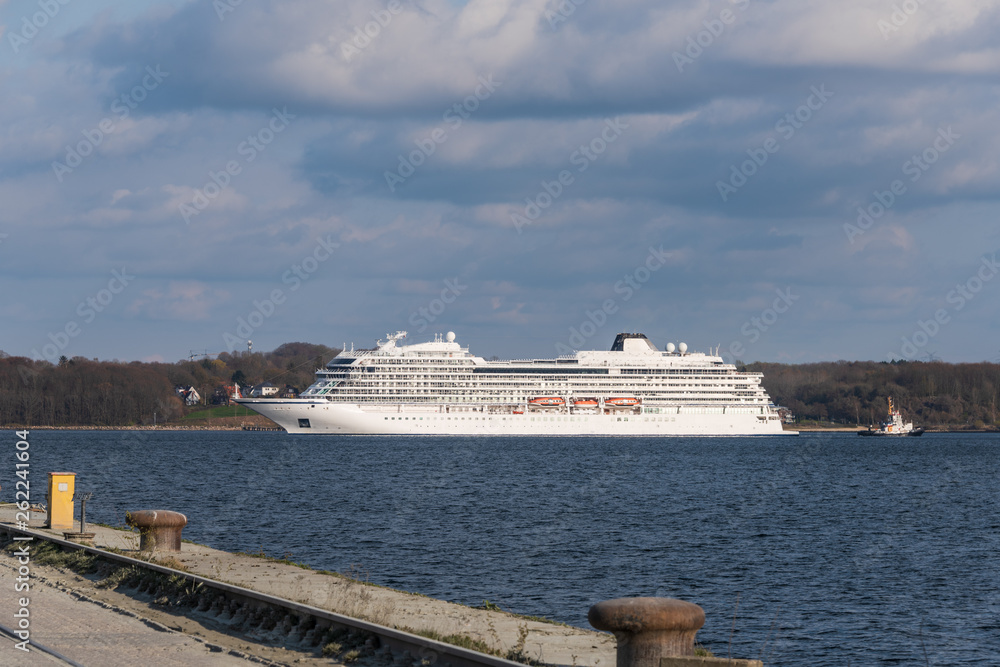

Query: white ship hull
[235,399,792,436]
[236,330,796,436]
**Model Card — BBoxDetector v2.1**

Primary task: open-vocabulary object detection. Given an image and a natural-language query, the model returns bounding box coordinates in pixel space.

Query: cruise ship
[235,331,794,436]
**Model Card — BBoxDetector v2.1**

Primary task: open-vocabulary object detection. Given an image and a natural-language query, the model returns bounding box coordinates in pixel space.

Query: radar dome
[665,343,676,353]
[678,342,688,354]
[446,331,456,342]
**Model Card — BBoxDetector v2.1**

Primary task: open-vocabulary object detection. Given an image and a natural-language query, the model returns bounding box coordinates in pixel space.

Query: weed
[506,623,530,663]
[343,650,361,662]
[182,579,205,599]
[26,541,98,573]
[154,556,189,571]
[331,566,396,626]
[694,643,714,657]
[410,629,495,655]
[486,615,502,651]
[503,623,544,665]
[97,565,140,590]
[405,625,542,665]
[238,547,269,559]
[322,642,342,657]
[342,563,370,583]
[236,547,311,570]
[472,598,568,627]
[512,613,569,627]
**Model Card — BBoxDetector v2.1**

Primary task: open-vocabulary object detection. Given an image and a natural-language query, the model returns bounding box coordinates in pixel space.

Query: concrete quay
[0,506,616,666]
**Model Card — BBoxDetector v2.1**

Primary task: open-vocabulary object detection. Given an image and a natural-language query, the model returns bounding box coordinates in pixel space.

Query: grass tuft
[23,541,99,573]
[153,556,189,571]
[410,629,496,655]
[476,599,503,612]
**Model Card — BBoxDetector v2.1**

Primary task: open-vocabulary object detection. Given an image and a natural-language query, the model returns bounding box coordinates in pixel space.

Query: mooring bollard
[126,509,188,552]
[589,597,706,667]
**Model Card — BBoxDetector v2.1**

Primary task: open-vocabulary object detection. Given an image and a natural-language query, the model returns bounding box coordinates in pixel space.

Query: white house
[175,385,201,406]
[250,382,279,397]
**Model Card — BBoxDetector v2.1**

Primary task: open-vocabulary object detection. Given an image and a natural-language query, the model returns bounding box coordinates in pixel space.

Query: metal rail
[0,620,86,666]
[0,524,524,667]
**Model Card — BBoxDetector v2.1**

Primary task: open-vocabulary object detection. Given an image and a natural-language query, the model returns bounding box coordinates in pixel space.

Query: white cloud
[127,281,231,321]
[2,0,1000,364]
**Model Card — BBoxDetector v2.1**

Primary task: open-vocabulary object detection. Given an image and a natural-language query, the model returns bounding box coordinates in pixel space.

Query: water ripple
[10,431,999,665]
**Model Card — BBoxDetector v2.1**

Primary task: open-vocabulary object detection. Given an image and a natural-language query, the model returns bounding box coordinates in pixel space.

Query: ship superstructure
[235,331,794,435]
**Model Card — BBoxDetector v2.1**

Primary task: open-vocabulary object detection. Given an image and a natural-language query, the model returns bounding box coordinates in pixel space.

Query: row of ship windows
[343,360,737,370]
[382,415,681,422]
[324,366,761,379]
[308,383,763,391]
[309,396,767,404]
[312,382,758,390]
[309,391,765,398]
[318,375,759,386]
[379,409,765,421]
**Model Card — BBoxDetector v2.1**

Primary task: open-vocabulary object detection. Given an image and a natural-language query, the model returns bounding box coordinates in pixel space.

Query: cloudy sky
[2,0,999,365]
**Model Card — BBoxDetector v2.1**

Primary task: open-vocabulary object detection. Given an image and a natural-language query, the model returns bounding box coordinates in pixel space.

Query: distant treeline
[745,360,1000,428]
[0,343,338,427]
[2,348,997,428]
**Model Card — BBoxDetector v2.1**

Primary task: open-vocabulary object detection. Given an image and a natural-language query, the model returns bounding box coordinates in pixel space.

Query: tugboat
[858,397,925,436]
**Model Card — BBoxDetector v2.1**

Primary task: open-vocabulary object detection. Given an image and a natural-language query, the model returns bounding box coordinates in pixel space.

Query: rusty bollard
[589,597,705,667]
[126,510,188,552]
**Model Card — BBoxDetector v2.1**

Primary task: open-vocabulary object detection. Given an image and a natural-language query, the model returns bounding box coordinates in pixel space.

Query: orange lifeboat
[573,399,599,407]
[529,397,565,407]
[605,397,640,407]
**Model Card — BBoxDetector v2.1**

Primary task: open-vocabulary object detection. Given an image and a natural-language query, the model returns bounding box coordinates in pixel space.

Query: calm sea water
[5,430,999,665]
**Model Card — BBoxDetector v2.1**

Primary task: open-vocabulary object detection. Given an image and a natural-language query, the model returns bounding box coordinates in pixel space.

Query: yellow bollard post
[47,472,76,530]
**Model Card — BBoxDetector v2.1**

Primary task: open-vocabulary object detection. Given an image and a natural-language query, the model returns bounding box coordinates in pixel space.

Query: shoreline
[792,425,999,433]
[2,424,255,431]
[4,424,997,433]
